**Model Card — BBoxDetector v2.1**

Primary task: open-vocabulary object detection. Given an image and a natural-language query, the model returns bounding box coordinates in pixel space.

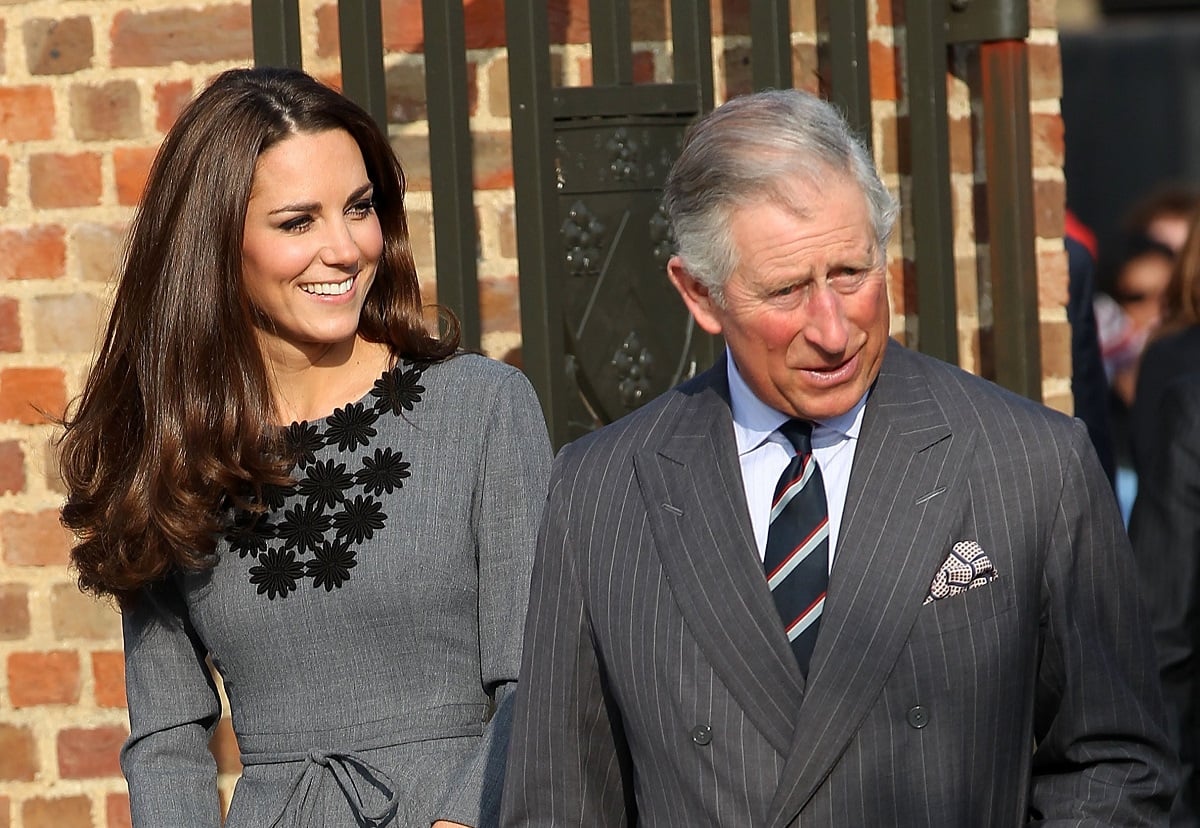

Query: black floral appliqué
[226,514,276,558]
[298,459,354,510]
[249,548,305,599]
[306,540,358,591]
[326,402,378,452]
[371,365,425,415]
[275,500,334,555]
[334,495,386,544]
[356,447,411,495]
[284,421,325,469]
[230,362,427,600]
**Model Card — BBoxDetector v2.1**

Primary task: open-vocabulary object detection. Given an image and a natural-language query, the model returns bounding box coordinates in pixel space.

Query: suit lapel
[766,343,976,826]
[636,368,804,756]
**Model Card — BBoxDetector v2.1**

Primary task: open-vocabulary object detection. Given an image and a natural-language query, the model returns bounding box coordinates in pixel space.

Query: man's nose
[802,284,850,354]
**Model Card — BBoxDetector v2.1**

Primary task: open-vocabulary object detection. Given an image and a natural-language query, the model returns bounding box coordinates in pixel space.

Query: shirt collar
[726,349,869,456]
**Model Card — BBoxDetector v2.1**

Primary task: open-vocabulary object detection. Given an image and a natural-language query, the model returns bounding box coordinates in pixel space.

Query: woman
[1130,207,1200,480]
[57,67,551,827]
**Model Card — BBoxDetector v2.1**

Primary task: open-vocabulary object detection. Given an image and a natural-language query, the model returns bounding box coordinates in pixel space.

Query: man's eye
[830,269,870,291]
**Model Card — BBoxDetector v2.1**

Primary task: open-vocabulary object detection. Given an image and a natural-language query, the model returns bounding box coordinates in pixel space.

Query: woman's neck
[263,336,393,424]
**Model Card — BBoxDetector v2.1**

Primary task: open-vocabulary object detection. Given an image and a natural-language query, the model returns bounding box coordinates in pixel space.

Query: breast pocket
[911,574,1016,637]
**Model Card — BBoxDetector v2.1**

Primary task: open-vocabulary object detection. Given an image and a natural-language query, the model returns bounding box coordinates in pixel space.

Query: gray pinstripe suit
[502,341,1178,827]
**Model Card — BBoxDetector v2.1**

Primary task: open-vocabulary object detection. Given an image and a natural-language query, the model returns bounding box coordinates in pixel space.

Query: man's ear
[667,256,724,336]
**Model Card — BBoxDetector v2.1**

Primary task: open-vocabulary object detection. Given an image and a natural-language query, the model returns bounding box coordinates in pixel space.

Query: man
[1130,371,1200,827]
[502,90,1177,826]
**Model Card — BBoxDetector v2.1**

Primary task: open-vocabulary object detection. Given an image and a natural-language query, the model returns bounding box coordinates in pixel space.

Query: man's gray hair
[662,89,899,302]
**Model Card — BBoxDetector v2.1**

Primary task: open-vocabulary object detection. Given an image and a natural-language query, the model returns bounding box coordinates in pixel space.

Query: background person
[1129,370,1200,828]
[57,67,551,828]
[501,88,1177,826]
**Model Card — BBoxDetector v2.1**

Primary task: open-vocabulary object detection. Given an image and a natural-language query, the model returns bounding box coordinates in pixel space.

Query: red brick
[1028,41,1062,102]
[0,723,38,781]
[114,146,157,206]
[473,131,513,190]
[52,583,120,640]
[0,225,66,281]
[793,42,820,95]
[0,297,19,351]
[1030,0,1056,29]
[21,795,91,828]
[876,0,902,26]
[92,650,127,709]
[33,293,105,353]
[154,79,194,133]
[58,725,126,778]
[0,85,55,142]
[73,222,126,283]
[480,275,520,334]
[0,154,9,206]
[948,114,973,176]
[105,793,131,828]
[0,583,30,640]
[1031,112,1064,170]
[1038,246,1070,309]
[30,152,102,208]
[0,440,24,496]
[24,16,94,75]
[0,508,72,566]
[869,40,899,101]
[1041,318,1072,381]
[0,368,67,424]
[712,0,751,36]
[315,3,339,58]
[69,80,141,141]
[0,794,9,828]
[8,650,81,707]
[44,434,67,495]
[209,716,242,774]
[111,6,252,67]
[1034,176,1066,241]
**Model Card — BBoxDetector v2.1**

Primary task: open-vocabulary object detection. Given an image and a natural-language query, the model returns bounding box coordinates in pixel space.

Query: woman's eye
[347,199,375,218]
[278,215,312,232]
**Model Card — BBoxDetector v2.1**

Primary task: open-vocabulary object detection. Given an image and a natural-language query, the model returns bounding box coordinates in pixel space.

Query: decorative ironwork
[612,331,655,409]
[561,202,608,278]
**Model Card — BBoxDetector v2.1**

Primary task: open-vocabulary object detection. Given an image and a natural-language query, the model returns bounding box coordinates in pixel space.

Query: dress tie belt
[245,747,402,827]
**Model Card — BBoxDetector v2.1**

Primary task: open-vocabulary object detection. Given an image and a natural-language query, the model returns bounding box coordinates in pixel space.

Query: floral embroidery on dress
[224,361,426,599]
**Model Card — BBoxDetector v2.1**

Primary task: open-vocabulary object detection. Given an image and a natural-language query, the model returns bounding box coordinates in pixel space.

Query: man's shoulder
[557,365,726,465]
[881,341,1075,433]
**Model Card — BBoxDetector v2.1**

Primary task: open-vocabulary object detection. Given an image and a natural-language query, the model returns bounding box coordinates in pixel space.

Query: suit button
[690,725,712,746]
[906,706,929,729]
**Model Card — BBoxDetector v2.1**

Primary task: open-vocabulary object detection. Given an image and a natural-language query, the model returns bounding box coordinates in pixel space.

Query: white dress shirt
[727,351,868,570]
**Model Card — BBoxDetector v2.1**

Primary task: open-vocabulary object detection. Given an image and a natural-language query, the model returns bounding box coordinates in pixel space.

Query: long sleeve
[500,453,635,827]
[1029,420,1179,825]
[120,579,223,827]
[436,369,552,827]
[1129,376,1200,825]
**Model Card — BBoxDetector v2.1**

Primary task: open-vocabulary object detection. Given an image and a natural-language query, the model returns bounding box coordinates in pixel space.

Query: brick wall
[0,0,1068,825]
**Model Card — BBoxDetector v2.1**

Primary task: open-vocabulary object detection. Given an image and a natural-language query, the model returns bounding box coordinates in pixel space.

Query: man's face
[668,176,890,422]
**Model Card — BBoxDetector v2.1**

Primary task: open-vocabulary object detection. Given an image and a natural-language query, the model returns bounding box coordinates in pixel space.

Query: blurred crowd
[1070,185,1200,827]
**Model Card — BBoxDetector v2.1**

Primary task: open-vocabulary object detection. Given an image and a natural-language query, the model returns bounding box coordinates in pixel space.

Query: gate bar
[251,0,302,69]
[589,0,634,86]
[422,0,482,347]
[904,0,959,363]
[751,1,792,91]
[825,0,873,148]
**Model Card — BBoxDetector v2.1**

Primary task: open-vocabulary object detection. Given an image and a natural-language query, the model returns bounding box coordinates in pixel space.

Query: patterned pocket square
[923,540,998,605]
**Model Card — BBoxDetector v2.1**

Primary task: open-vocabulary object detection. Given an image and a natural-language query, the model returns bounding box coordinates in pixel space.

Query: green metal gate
[250,0,1042,448]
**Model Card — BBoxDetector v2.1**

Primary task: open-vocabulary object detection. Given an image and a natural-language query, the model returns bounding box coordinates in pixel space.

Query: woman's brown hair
[58,67,459,605]
[1156,209,1200,339]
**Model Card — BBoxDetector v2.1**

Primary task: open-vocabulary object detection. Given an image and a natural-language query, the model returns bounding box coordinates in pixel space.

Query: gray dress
[119,354,552,827]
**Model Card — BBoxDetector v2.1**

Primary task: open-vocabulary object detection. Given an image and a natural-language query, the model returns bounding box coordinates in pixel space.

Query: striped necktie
[764,419,829,676]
